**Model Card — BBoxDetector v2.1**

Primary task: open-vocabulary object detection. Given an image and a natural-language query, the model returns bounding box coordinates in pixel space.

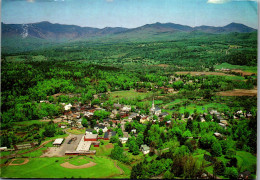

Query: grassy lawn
[178,103,228,114]
[0,159,9,165]
[44,141,54,147]
[45,134,69,141]
[236,151,256,173]
[66,128,86,135]
[109,89,153,101]
[68,156,91,166]
[21,147,47,158]
[1,156,120,178]
[214,63,257,73]
[225,76,245,81]
[112,161,132,179]
[12,120,47,126]
[90,141,113,156]
[164,99,187,109]
[0,151,12,157]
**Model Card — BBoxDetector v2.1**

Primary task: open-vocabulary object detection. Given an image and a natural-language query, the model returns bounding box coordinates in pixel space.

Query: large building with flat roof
[84,134,98,141]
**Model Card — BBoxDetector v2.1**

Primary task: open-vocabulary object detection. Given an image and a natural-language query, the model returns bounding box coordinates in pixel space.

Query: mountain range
[1,21,257,41]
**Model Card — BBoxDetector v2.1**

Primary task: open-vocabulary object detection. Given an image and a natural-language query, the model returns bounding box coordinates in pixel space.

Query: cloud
[207,0,258,3]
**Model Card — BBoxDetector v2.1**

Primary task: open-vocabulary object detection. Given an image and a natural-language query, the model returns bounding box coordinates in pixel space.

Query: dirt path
[60,161,96,169]
[9,158,29,166]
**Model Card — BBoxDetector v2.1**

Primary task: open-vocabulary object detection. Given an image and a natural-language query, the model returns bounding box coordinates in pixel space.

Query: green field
[68,156,91,166]
[109,89,153,101]
[214,63,257,73]
[1,156,121,178]
[66,128,86,135]
[178,103,228,114]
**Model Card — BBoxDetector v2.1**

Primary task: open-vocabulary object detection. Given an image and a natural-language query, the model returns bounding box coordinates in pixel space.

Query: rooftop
[85,134,98,139]
[53,138,64,145]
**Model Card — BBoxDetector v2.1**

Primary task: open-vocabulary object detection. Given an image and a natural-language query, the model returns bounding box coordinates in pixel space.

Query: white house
[119,137,128,144]
[94,125,108,133]
[140,144,150,155]
[64,103,72,111]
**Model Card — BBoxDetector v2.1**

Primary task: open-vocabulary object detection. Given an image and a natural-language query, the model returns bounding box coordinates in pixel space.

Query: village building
[218,123,226,129]
[84,134,98,141]
[150,98,161,116]
[53,138,64,146]
[64,103,72,111]
[94,124,108,133]
[159,112,169,118]
[113,103,122,109]
[121,105,131,112]
[0,147,7,151]
[104,131,117,140]
[214,132,223,138]
[131,129,137,134]
[140,144,150,154]
[119,137,128,144]
[85,128,94,134]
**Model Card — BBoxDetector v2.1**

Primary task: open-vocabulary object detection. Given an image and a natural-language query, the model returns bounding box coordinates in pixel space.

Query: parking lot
[41,134,84,157]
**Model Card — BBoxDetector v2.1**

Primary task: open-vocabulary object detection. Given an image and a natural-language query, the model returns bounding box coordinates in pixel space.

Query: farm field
[216,87,257,96]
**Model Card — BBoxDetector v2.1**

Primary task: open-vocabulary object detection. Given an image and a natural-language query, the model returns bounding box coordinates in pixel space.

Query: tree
[163,170,174,179]
[92,130,97,134]
[82,118,88,128]
[111,144,128,163]
[186,118,193,132]
[211,142,222,157]
[225,167,238,179]
[98,129,103,135]
[214,160,226,176]
[136,133,144,147]
[110,136,119,143]
[117,128,123,137]
[43,123,56,137]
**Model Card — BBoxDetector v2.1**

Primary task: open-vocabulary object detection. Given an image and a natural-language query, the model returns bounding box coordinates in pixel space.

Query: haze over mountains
[2,21,257,41]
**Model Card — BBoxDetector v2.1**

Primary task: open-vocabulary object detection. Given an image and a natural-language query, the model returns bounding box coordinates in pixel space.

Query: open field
[175,71,233,76]
[0,156,121,178]
[217,88,257,97]
[109,89,153,100]
[66,128,86,135]
[214,63,257,73]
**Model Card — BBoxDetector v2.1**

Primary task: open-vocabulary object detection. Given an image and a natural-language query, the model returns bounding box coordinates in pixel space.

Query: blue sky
[1,0,258,28]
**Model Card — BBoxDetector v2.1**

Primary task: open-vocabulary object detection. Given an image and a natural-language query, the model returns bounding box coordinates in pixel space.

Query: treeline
[2,32,257,67]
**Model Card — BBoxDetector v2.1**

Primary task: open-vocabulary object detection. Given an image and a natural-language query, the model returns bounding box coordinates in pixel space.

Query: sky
[1,0,258,29]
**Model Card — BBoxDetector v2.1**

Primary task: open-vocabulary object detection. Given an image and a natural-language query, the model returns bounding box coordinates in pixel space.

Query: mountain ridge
[1,21,257,41]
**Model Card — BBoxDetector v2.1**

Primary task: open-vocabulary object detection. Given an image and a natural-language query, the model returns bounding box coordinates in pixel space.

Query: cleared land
[175,71,234,76]
[109,89,153,100]
[217,88,257,97]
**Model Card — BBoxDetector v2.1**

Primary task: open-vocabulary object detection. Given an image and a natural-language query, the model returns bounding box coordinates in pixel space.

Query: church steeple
[152,97,155,110]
